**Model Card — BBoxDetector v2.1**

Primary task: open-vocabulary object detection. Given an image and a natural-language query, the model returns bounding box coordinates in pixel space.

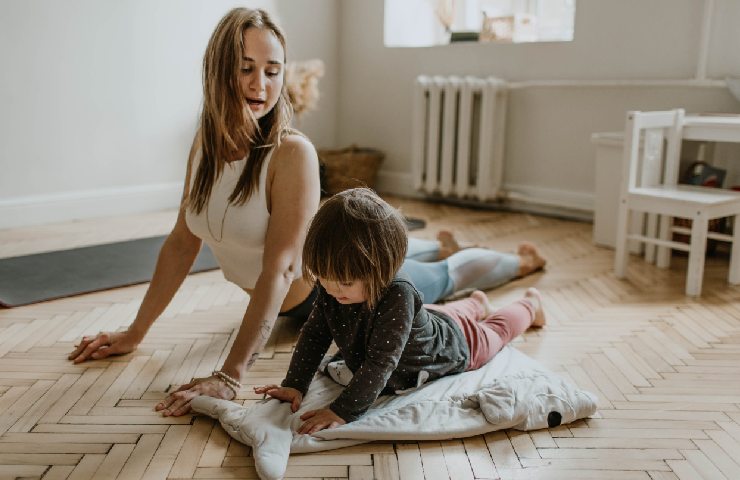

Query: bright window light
[384,0,575,47]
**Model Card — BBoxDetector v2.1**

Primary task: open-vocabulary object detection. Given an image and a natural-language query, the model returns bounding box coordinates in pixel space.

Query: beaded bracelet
[213,370,241,389]
[212,370,242,398]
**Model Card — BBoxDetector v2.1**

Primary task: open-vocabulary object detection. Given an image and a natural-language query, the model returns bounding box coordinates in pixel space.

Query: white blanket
[191,347,597,480]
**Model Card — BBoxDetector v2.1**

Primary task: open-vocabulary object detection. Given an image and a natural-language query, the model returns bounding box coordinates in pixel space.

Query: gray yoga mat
[0,236,219,307]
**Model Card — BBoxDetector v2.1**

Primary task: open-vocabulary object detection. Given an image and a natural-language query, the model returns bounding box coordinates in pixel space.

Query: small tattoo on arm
[246,317,275,369]
[259,318,274,342]
[246,352,260,368]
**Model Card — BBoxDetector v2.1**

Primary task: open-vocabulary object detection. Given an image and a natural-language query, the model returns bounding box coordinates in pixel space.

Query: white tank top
[185,148,274,289]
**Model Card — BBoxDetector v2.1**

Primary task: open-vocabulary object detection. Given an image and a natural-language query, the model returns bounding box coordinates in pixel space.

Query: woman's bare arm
[156,134,321,415]
[69,134,203,363]
[222,135,320,376]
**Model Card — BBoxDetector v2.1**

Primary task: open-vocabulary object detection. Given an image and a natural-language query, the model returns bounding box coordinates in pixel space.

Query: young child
[254,188,545,434]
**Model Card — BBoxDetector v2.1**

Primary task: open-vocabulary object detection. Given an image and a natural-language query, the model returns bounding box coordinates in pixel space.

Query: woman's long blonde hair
[188,8,294,214]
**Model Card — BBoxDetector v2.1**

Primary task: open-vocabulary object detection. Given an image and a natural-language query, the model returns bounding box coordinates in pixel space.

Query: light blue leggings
[399,238,521,304]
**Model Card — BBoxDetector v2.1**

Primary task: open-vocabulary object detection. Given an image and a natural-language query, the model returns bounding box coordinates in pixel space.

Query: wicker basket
[319,145,384,195]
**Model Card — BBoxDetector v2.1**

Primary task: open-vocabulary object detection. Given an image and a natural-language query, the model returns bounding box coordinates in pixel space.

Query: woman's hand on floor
[156,376,236,417]
[254,385,303,412]
[68,331,140,364]
[298,408,346,435]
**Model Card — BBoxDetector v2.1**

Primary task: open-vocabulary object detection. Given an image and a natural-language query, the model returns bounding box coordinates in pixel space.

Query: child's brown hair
[302,188,408,308]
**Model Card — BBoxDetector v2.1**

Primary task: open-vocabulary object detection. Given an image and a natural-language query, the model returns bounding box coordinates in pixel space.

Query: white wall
[336,0,740,216]
[0,0,338,228]
[4,0,740,229]
[278,0,338,148]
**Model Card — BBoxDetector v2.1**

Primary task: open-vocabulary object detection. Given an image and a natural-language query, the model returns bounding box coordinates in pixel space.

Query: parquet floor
[1,197,740,479]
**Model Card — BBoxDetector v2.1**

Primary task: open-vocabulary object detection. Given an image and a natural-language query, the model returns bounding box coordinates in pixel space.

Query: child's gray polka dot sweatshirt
[281,277,469,422]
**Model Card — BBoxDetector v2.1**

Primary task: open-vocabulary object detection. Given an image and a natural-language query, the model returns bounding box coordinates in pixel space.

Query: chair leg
[645,213,658,264]
[656,214,672,269]
[614,198,631,278]
[730,215,740,285]
[629,211,645,255]
[686,214,709,296]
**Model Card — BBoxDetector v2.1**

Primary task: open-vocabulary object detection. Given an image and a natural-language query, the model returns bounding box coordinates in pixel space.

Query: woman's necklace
[205,199,230,243]
[205,156,245,242]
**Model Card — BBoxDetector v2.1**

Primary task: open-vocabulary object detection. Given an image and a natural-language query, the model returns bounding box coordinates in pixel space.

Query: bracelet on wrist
[212,370,242,396]
[219,381,238,399]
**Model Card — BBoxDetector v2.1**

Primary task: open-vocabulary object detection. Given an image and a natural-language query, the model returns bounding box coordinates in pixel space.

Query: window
[384,0,575,47]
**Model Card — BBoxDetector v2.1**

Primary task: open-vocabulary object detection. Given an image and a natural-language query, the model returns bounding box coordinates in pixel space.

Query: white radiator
[411,75,508,201]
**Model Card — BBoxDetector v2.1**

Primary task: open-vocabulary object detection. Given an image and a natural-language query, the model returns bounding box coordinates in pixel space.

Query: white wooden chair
[613,109,740,296]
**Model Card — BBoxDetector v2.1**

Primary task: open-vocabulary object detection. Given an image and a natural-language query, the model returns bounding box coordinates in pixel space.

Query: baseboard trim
[376,170,594,221]
[503,183,594,216]
[2,174,596,229]
[0,183,182,229]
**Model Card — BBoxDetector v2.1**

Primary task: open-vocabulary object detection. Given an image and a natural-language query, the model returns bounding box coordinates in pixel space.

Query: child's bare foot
[524,287,546,328]
[517,242,547,277]
[470,290,494,318]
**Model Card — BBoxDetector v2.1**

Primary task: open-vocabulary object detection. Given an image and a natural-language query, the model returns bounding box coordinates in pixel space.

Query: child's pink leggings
[426,297,534,370]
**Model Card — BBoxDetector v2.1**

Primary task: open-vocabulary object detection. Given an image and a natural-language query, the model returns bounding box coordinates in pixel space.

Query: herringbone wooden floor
[2,197,740,480]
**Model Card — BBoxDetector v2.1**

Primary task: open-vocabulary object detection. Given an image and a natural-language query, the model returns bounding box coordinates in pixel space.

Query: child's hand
[253,385,303,412]
[298,408,346,435]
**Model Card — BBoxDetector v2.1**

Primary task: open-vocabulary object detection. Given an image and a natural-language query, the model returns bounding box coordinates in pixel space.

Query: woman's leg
[401,248,520,303]
[399,258,454,304]
[446,247,521,292]
[406,237,442,262]
[406,231,466,262]
[403,243,546,303]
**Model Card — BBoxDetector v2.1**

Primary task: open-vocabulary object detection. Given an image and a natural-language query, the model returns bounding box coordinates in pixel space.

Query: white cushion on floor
[191,346,597,480]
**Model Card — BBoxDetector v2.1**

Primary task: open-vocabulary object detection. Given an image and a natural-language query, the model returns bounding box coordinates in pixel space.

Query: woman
[68,7,545,416]
[70,8,317,417]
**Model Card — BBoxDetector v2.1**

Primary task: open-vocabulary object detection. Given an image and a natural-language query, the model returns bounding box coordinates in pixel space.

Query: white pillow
[191,347,597,480]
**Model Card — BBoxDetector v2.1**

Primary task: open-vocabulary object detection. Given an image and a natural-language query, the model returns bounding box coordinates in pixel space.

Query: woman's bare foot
[470,290,494,319]
[517,242,547,277]
[524,287,546,328]
[437,230,482,260]
[437,230,462,260]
